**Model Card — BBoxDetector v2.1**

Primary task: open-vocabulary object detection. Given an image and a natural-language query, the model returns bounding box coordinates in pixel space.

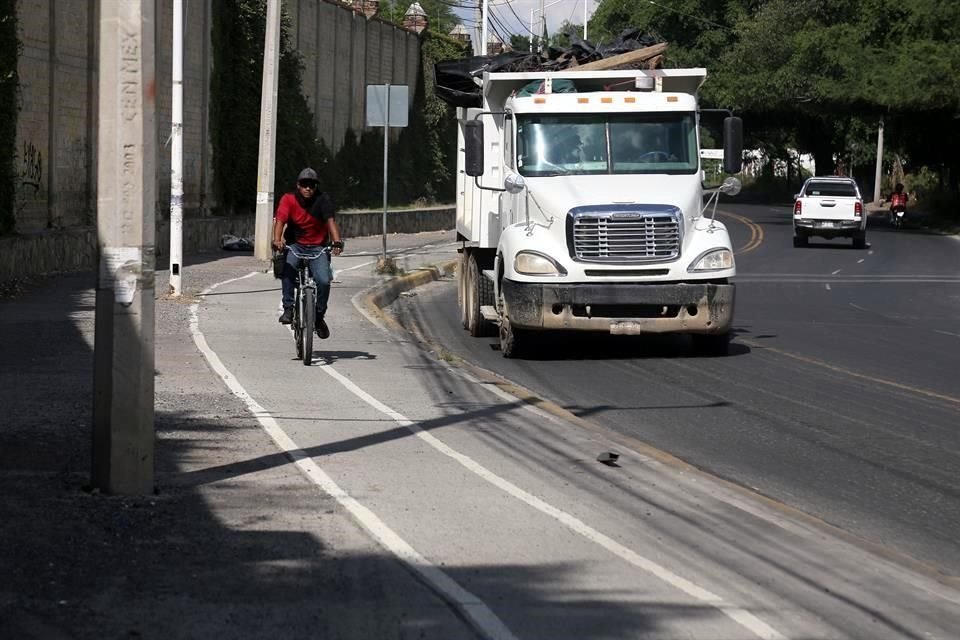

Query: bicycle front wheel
[301,287,315,365]
[293,293,303,359]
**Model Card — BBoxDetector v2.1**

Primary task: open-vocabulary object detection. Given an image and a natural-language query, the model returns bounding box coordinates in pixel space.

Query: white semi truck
[455,68,744,357]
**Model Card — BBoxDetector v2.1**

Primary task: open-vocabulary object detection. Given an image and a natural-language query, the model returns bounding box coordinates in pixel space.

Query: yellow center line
[740,338,960,407]
[718,211,764,254]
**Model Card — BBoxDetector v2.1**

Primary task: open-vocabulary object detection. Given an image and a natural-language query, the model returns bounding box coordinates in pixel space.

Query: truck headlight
[688,248,734,272]
[514,251,567,276]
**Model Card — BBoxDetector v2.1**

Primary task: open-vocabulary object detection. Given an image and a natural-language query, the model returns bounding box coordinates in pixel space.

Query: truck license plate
[610,321,646,335]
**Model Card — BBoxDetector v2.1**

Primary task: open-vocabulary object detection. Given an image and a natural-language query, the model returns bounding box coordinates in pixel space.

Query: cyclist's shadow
[298,350,377,365]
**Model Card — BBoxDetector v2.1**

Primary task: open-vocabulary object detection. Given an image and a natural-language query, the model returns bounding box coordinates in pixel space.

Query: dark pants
[281,244,332,318]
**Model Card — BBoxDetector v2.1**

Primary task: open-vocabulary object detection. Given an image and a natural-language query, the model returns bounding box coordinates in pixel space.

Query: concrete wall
[0,207,454,283]
[11,0,422,235]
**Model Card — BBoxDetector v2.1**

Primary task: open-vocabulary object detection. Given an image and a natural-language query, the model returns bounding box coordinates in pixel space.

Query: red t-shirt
[890,192,907,207]
[275,193,332,245]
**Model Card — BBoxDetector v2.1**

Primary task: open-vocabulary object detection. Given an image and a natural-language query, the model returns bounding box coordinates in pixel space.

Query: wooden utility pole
[92,0,157,495]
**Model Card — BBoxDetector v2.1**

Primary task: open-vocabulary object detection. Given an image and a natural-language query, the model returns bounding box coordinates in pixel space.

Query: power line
[500,0,536,36]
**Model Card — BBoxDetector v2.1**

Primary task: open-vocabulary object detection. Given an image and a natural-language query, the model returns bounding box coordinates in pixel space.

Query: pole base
[375,256,402,275]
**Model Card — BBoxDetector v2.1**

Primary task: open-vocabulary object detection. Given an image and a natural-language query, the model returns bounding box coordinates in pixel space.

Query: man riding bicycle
[272,168,343,338]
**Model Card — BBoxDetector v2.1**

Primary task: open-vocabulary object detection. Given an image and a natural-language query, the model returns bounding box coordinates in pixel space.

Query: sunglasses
[298,181,318,189]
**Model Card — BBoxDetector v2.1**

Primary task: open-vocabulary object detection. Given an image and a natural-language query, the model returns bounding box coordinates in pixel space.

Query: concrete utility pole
[873,116,884,204]
[169,0,184,295]
[254,0,282,260]
[92,0,157,495]
[474,4,483,56]
[481,0,489,57]
[584,0,588,40]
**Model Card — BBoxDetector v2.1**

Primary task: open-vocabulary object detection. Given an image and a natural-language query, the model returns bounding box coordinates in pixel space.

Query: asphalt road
[394,204,960,578]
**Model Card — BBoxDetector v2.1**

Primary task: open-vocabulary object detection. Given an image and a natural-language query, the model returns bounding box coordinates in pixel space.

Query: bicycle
[287,245,331,366]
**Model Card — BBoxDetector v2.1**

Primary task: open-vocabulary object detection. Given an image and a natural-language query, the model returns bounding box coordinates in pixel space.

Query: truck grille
[569,206,682,263]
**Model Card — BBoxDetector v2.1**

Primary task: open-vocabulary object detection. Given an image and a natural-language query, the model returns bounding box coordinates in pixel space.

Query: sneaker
[278,307,293,324]
[316,317,330,339]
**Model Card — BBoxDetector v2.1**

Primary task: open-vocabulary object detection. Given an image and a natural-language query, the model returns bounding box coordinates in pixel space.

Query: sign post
[365,84,408,266]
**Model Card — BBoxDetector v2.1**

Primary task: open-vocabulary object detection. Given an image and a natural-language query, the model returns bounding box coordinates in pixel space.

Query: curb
[355,259,460,332]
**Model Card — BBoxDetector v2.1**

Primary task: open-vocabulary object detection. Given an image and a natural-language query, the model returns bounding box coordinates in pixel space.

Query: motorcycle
[890,203,906,230]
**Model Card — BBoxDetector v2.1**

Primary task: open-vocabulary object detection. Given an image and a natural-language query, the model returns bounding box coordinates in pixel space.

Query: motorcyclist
[888,183,907,225]
[272,168,343,338]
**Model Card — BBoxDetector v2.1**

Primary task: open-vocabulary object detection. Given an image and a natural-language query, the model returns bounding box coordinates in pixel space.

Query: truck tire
[793,234,807,248]
[499,316,526,358]
[852,233,866,250]
[466,254,494,337]
[457,253,468,329]
[692,332,731,357]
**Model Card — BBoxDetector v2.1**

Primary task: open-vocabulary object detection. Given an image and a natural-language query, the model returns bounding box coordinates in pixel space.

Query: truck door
[500,114,521,229]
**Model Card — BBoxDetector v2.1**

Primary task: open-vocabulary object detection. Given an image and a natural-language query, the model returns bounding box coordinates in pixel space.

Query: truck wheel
[457,253,468,329]
[692,333,731,357]
[466,254,493,337]
[852,233,866,250]
[499,316,525,358]
[793,235,807,248]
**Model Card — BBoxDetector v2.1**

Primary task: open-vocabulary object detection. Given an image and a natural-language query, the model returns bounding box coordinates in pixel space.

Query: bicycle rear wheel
[301,287,315,365]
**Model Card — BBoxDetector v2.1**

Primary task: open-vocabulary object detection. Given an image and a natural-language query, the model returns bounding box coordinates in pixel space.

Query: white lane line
[190,273,518,640]
[832,269,842,275]
[336,260,375,274]
[936,330,960,338]
[320,345,786,639]
[336,242,458,276]
[825,283,831,291]
[857,259,865,264]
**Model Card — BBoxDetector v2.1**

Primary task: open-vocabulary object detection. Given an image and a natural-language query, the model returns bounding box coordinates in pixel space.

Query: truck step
[480,305,500,323]
[482,269,496,283]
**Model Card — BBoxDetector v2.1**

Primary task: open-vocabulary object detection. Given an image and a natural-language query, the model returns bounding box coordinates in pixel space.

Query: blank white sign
[366,85,409,128]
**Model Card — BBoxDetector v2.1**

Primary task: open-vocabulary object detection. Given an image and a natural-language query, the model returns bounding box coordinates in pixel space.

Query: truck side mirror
[464,120,484,177]
[723,116,743,174]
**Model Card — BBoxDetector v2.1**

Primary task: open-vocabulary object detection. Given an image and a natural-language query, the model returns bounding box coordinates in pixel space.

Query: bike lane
[193,234,960,639]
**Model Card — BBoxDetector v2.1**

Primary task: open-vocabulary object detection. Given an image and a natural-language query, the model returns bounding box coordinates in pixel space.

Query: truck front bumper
[501,279,735,334]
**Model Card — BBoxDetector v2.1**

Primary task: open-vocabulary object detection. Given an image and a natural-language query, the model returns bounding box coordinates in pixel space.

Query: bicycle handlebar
[287,245,331,260]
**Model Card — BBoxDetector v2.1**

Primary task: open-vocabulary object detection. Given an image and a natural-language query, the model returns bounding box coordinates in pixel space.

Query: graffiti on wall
[21,140,42,194]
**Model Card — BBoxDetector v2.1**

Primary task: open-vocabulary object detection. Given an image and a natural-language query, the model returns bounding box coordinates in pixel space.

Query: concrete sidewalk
[0,230,470,640]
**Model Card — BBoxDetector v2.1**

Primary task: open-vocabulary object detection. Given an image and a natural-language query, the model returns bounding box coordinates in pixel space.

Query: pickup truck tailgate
[801,196,858,220]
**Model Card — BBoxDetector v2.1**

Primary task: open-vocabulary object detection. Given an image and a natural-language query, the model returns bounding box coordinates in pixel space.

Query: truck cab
[456,68,743,357]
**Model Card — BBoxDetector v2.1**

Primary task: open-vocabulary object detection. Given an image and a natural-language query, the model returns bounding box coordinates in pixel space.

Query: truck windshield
[516,113,698,177]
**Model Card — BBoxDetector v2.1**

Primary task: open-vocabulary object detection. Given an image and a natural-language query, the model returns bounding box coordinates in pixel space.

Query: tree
[510,34,531,53]
[549,21,582,49]
[590,0,960,204]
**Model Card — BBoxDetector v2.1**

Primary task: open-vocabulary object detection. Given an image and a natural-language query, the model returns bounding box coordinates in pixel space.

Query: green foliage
[510,35,531,53]
[592,0,960,209]
[549,21,582,49]
[210,0,322,215]
[385,31,467,206]
[210,4,465,214]
[0,3,18,235]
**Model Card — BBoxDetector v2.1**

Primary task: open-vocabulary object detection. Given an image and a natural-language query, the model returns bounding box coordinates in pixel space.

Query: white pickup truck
[793,176,867,249]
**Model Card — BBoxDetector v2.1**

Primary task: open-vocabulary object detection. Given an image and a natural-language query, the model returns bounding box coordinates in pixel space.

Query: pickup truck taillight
[793,200,802,216]
[854,201,863,218]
